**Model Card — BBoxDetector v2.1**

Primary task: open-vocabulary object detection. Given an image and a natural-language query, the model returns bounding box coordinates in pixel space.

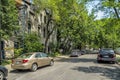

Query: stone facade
[16,0,57,53]
[3,0,57,58]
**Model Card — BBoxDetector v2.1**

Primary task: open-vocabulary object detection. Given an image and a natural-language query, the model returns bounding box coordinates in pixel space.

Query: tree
[0,0,19,63]
[34,0,61,53]
[1,0,19,39]
[24,33,43,52]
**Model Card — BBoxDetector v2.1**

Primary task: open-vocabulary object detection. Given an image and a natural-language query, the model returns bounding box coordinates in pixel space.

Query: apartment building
[15,0,57,53]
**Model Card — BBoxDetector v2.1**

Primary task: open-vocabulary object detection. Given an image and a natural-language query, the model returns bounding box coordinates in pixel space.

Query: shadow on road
[56,57,97,63]
[10,69,31,74]
[10,65,50,74]
[71,66,120,80]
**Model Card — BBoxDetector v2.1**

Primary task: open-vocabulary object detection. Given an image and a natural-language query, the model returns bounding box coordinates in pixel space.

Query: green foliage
[1,60,11,66]
[49,52,61,57]
[24,33,44,53]
[1,0,19,39]
[14,48,23,58]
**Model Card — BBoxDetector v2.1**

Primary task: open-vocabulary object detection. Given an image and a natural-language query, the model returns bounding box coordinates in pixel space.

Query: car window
[18,54,32,58]
[41,53,48,57]
[72,51,77,54]
[35,53,41,58]
[100,49,114,54]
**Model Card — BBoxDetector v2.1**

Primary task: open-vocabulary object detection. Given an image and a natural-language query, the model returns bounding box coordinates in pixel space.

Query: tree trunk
[44,18,56,53]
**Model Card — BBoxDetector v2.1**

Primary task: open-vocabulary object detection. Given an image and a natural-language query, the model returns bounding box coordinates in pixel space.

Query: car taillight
[98,54,102,57]
[22,59,28,63]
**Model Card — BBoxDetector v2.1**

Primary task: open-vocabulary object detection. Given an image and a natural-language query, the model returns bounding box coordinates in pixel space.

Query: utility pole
[0,0,2,64]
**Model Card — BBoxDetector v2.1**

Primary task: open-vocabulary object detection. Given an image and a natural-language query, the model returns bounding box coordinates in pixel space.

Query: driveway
[8,54,120,80]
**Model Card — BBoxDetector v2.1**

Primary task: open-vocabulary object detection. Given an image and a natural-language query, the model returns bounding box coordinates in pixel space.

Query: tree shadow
[56,57,97,63]
[10,69,31,74]
[71,66,120,80]
[9,65,50,74]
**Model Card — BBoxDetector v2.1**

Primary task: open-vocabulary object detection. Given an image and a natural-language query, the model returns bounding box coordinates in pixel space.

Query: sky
[86,0,104,20]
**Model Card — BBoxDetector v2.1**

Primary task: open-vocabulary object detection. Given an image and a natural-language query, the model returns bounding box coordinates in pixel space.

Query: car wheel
[0,71,4,80]
[97,60,101,63]
[49,60,54,66]
[31,63,38,72]
[111,61,115,64]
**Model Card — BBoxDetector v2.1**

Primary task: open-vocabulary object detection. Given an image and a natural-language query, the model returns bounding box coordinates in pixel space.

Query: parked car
[70,50,81,57]
[11,52,54,72]
[0,66,8,80]
[80,50,87,55]
[97,48,116,63]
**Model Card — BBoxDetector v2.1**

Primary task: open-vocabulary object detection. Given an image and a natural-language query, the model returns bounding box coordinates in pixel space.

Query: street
[8,54,120,80]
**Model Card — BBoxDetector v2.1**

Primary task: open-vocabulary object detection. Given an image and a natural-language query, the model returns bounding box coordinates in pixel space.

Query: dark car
[97,48,116,63]
[70,50,81,57]
[80,50,87,55]
[0,66,8,80]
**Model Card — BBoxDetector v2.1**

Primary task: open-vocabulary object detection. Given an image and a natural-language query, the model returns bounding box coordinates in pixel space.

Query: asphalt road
[8,54,120,80]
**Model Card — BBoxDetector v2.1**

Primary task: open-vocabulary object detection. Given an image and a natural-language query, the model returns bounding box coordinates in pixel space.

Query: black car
[0,66,8,80]
[97,48,116,63]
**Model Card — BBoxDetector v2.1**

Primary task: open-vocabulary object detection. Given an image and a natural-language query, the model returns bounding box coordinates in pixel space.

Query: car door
[35,53,44,67]
[41,53,50,65]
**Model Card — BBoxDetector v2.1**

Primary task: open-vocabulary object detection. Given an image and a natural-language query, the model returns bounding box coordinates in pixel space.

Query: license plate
[16,61,20,64]
[104,56,109,58]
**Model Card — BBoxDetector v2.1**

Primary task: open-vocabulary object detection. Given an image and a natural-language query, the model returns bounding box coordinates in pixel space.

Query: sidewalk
[5,64,13,72]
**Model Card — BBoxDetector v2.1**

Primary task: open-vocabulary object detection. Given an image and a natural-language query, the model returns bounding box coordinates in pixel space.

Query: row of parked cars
[69,49,99,57]
[70,48,117,64]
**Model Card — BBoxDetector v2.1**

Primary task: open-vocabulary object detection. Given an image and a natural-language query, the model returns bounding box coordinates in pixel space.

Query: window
[43,27,46,38]
[18,54,32,58]
[41,53,48,57]
[44,16,47,23]
[28,23,31,34]
[35,53,41,58]
[38,26,40,36]
[40,14,42,23]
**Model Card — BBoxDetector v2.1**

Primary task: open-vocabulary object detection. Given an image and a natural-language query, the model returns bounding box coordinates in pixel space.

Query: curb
[5,64,13,72]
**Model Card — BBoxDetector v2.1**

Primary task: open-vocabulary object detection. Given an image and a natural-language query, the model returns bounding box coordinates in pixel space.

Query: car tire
[97,60,101,63]
[111,61,115,64]
[49,60,54,66]
[0,71,4,80]
[16,69,22,71]
[31,63,38,72]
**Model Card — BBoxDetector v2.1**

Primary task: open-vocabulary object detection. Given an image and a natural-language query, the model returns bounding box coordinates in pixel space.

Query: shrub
[14,48,23,58]
[49,52,61,57]
[24,33,44,53]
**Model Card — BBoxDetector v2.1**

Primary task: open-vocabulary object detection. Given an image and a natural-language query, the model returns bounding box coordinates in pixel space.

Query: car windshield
[18,53,32,58]
[100,49,114,54]
[72,51,78,54]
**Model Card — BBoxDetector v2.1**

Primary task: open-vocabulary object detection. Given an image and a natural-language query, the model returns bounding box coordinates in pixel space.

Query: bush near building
[14,33,44,57]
